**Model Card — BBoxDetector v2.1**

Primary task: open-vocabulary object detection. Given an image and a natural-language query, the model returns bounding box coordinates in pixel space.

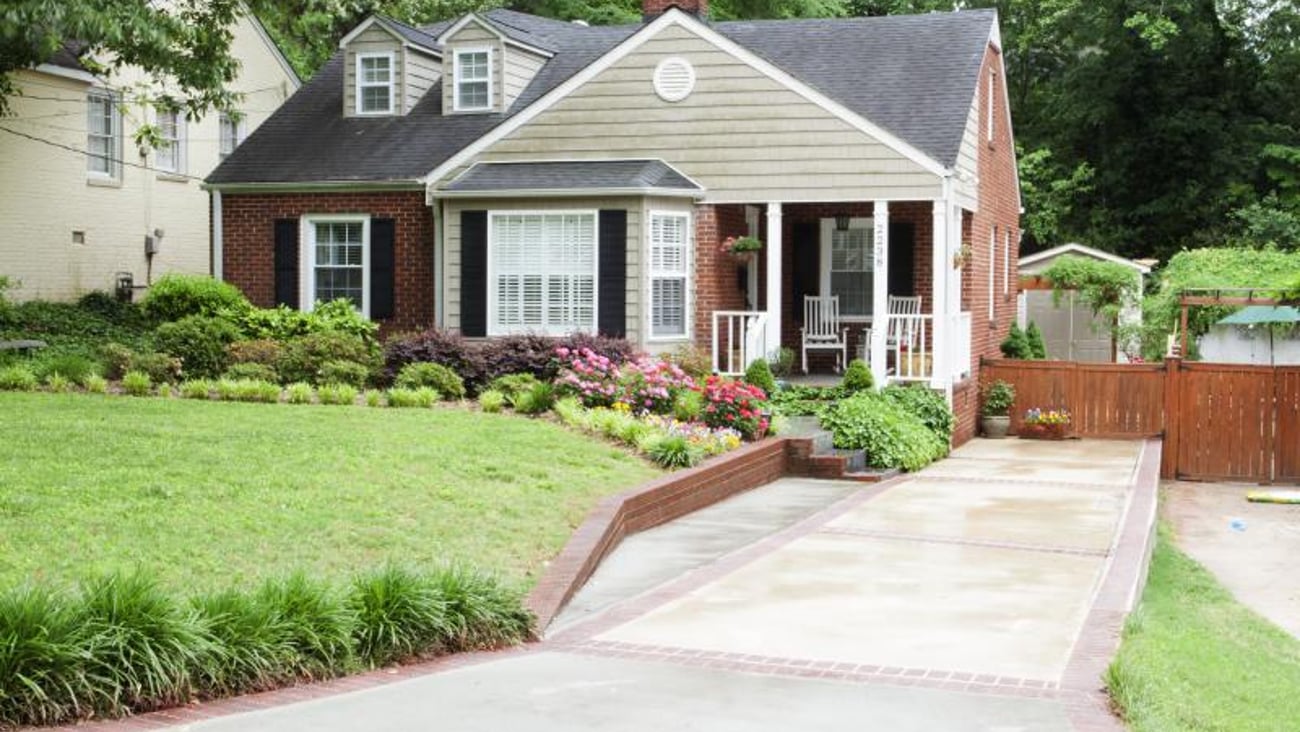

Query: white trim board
[339,15,441,57]
[1019,242,1152,274]
[422,7,956,189]
[436,13,554,58]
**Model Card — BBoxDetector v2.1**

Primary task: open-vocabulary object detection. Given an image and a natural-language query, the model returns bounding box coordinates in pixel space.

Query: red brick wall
[692,204,750,348]
[953,43,1022,444]
[642,0,708,19]
[220,191,434,334]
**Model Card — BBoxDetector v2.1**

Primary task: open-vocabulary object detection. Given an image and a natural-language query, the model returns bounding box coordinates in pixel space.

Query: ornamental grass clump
[43,372,72,393]
[179,379,213,400]
[364,389,384,407]
[644,434,704,469]
[121,370,152,397]
[0,364,38,391]
[386,387,438,408]
[511,382,555,415]
[82,374,108,394]
[285,382,314,405]
[252,574,355,679]
[477,389,506,413]
[317,383,358,406]
[428,564,532,651]
[347,565,450,667]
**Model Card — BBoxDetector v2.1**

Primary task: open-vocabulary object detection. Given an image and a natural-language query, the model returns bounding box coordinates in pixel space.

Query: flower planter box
[1018,423,1071,440]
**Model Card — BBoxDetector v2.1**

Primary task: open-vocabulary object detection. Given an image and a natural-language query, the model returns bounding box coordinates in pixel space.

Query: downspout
[433,198,444,328]
[212,189,223,280]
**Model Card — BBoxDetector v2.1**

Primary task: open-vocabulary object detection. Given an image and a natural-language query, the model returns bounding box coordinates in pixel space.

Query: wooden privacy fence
[982,358,1300,483]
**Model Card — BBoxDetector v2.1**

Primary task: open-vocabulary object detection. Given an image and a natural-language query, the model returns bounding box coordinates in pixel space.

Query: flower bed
[1020,407,1072,440]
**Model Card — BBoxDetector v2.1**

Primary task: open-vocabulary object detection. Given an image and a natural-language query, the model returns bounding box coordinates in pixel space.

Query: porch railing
[890,313,932,382]
[951,311,973,381]
[712,310,768,376]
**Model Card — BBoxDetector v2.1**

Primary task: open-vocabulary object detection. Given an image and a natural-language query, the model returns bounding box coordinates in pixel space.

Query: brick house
[207,0,1021,443]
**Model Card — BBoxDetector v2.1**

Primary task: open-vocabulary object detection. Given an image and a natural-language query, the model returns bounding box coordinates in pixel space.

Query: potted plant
[721,235,762,262]
[1020,407,1072,440]
[981,379,1015,438]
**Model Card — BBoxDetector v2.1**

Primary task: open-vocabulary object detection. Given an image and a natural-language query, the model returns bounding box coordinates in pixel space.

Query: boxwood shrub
[140,274,250,323]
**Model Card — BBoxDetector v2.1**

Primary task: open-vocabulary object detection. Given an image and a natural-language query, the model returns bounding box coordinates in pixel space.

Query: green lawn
[0,393,658,592]
[1107,527,1300,731]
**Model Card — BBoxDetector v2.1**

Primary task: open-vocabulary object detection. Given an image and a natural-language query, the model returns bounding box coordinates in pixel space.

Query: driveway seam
[814,526,1112,557]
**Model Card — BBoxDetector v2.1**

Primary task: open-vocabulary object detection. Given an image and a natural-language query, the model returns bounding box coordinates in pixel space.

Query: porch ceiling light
[835,214,851,232]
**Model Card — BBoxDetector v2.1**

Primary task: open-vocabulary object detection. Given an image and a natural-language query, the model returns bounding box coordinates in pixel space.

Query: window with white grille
[155,110,184,174]
[86,91,119,178]
[219,113,243,159]
[649,212,690,338]
[357,53,394,114]
[489,212,596,335]
[455,49,492,111]
[821,219,873,317]
[309,218,368,313]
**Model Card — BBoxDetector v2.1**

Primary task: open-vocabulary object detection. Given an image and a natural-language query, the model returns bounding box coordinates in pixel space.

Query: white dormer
[339,15,441,117]
[437,13,552,115]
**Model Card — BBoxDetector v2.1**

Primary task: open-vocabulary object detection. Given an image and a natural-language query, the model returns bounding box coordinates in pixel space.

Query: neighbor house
[206,0,1022,442]
[1018,243,1151,362]
[0,11,298,301]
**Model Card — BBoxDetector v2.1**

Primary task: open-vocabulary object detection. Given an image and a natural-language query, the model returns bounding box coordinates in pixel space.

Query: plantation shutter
[460,210,488,337]
[888,221,916,297]
[273,219,299,309]
[598,210,627,338]
[791,221,819,324]
[370,218,396,320]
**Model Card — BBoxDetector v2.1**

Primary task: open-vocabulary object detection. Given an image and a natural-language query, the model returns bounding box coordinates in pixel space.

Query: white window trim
[988,226,997,321]
[219,113,244,159]
[453,46,494,113]
[986,69,996,144]
[646,210,693,342]
[486,209,599,337]
[818,217,874,322]
[1003,229,1011,296]
[355,52,396,115]
[86,90,121,180]
[300,214,372,319]
[155,109,186,175]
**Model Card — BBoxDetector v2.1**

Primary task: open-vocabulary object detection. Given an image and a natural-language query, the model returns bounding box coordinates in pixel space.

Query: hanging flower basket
[721,235,762,262]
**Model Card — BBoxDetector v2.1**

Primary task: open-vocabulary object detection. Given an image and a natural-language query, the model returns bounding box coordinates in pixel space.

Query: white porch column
[870,200,889,386]
[764,202,783,357]
[929,200,949,389]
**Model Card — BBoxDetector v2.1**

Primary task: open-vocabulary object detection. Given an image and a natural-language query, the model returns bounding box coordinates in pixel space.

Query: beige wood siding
[456,23,942,202]
[954,90,980,204]
[443,197,644,343]
[503,48,547,111]
[343,26,402,117]
[442,23,505,114]
[404,48,441,113]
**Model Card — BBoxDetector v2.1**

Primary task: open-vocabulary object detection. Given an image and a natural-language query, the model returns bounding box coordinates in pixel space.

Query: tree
[1042,254,1142,361]
[0,0,251,119]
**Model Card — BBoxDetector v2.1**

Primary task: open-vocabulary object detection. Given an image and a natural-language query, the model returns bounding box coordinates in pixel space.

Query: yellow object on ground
[1246,490,1300,504]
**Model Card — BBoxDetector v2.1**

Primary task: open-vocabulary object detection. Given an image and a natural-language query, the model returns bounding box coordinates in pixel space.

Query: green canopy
[1217,305,1300,326]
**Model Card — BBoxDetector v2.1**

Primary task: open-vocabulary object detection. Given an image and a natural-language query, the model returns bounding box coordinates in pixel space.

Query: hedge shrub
[842,358,874,392]
[394,362,465,399]
[0,567,531,727]
[277,332,380,386]
[743,358,777,396]
[140,275,249,323]
[154,316,242,379]
[820,391,947,472]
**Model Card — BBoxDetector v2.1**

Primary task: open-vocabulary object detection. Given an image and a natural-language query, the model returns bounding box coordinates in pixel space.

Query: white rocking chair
[886,295,923,351]
[801,295,849,373]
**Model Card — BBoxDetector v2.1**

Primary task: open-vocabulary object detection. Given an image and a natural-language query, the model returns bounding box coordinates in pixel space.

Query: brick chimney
[643,0,709,22]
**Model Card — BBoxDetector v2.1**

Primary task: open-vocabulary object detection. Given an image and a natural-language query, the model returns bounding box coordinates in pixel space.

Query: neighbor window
[988,227,997,320]
[1003,229,1011,296]
[155,110,184,174]
[86,91,119,178]
[218,113,244,159]
[649,212,690,338]
[823,220,873,317]
[455,49,491,111]
[489,212,595,335]
[356,53,394,114]
[309,218,368,314]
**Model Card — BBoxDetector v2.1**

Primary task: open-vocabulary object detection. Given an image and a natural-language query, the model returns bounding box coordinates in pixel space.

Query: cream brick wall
[0,13,297,301]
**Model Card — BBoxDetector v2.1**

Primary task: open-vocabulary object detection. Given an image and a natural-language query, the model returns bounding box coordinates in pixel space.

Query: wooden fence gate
[982,358,1300,483]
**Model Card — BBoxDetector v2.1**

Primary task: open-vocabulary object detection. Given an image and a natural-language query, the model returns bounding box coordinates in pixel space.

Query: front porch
[701,201,974,388]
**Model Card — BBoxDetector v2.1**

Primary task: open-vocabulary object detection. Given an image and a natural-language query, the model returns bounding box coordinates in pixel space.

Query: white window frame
[453,46,494,112]
[647,210,692,341]
[86,90,120,180]
[486,209,599,337]
[355,52,396,115]
[155,109,186,174]
[301,214,371,319]
[1003,229,1011,296]
[987,70,996,144]
[218,113,244,159]
[819,217,874,321]
[988,226,997,321]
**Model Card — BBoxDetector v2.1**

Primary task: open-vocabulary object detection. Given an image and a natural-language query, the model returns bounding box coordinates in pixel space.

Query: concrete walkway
[83,439,1153,732]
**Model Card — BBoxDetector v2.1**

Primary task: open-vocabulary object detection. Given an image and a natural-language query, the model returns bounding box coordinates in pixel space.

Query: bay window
[489,212,596,335]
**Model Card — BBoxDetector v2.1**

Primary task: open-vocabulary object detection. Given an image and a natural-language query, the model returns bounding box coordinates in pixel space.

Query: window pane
[489,212,596,334]
[87,93,116,175]
[652,278,686,337]
[362,56,391,83]
[460,52,488,80]
[831,272,870,316]
[458,81,488,109]
[830,227,871,316]
[313,222,364,309]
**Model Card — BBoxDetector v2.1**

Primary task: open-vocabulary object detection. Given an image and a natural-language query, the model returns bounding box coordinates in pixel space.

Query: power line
[0,125,207,182]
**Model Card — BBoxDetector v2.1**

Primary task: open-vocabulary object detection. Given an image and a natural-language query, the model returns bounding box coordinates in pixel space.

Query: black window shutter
[888,221,916,298]
[273,219,299,309]
[791,221,819,324]
[598,210,627,338]
[370,218,396,320]
[460,210,488,337]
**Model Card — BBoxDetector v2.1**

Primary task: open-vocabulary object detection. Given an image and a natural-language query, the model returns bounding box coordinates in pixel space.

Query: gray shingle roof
[446,159,701,193]
[207,8,994,186]
[377,16,442,54]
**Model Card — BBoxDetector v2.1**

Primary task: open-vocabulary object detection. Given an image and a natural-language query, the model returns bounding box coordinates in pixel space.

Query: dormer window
[356,52,395,114]
[454,48,492,112]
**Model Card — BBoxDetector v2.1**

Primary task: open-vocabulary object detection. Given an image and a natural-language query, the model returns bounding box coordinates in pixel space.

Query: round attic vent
[653,57,696,102]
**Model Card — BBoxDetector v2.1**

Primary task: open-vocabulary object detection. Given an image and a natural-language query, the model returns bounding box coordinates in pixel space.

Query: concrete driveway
[86,439,1153,732]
